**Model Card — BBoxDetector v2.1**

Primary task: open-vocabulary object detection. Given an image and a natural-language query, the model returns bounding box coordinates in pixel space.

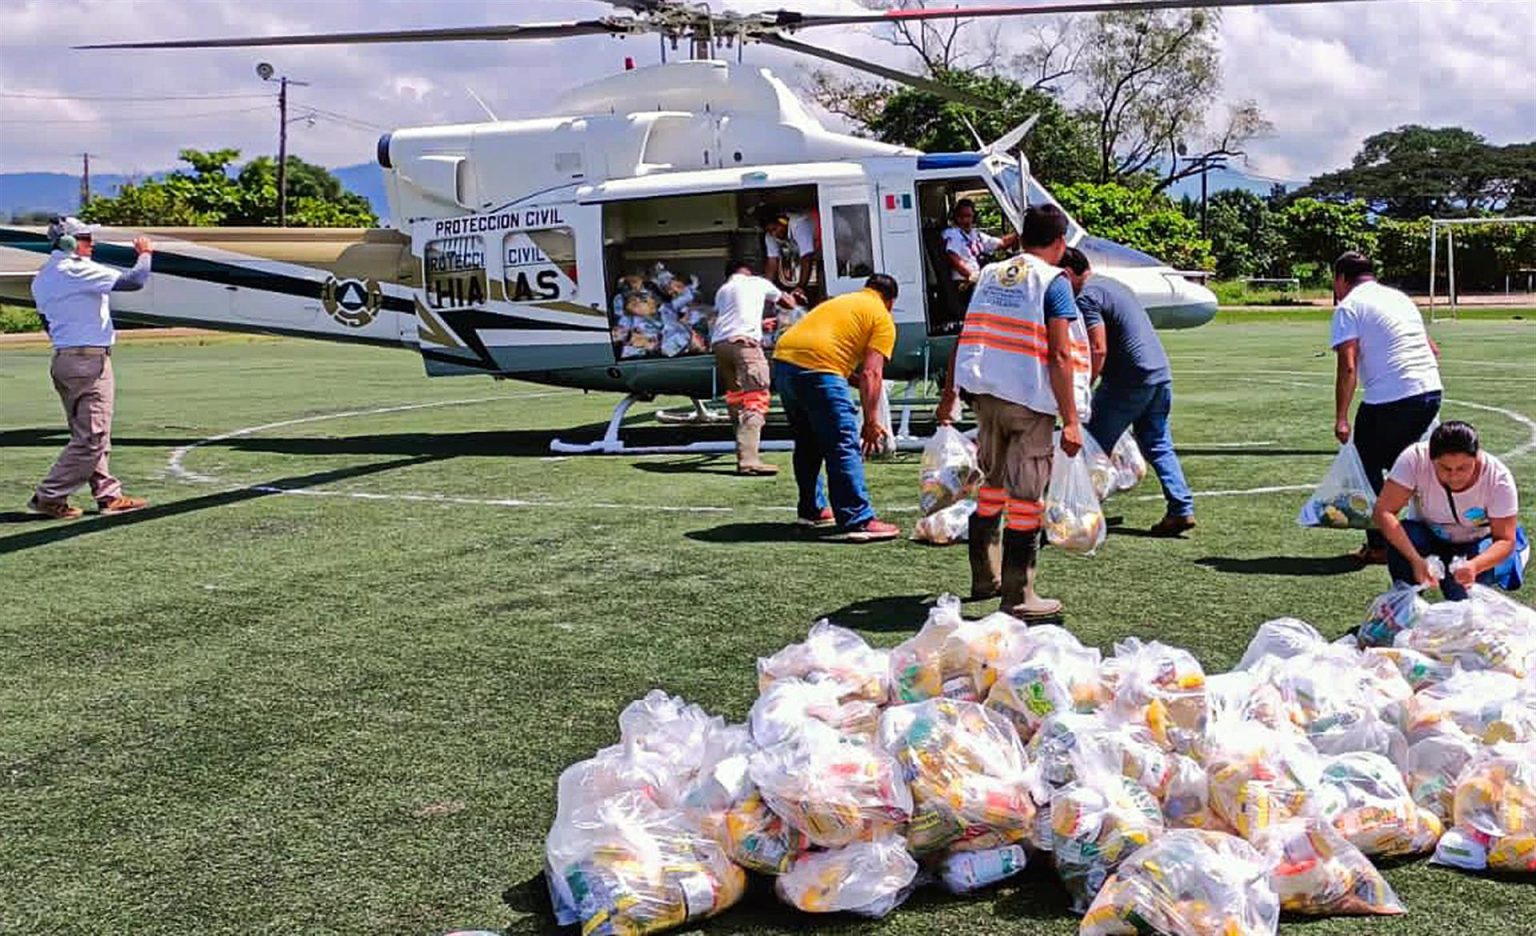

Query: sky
[0,0,1532,186]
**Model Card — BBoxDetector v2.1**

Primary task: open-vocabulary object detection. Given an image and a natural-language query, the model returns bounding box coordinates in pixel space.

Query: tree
[1204,189,1289,279]
[1293,125,1536,219]
[1053,181,1213,271]
[1059,9,1269,190]
[80,148,376,228]
[1280,198,1376,284]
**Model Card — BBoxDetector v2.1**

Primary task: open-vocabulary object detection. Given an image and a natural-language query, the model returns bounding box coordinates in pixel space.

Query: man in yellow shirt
[772,274,902,542]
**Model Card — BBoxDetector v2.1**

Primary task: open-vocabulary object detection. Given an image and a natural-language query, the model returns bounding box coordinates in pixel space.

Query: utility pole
[80,152,93,209]
[256,63,308,227]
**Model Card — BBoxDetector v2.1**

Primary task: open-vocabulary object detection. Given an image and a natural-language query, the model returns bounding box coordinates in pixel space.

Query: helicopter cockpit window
[831,204,874,279]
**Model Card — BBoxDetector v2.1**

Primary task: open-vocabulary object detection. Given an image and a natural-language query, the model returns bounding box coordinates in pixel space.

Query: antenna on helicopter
[465,87,499,122]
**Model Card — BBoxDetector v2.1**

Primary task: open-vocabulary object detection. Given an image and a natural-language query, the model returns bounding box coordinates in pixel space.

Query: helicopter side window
[503,226,578,303]
[831,204,874,279]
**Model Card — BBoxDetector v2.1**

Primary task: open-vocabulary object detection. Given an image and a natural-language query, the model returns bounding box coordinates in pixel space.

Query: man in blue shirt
[1061,247,1195,536]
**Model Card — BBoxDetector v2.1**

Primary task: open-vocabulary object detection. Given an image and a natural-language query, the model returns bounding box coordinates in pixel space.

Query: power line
[0,90,274,101]
[2,104,276,124]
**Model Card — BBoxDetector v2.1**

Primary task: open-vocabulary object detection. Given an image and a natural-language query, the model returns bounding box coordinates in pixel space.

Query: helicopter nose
[1159,273,1218,329]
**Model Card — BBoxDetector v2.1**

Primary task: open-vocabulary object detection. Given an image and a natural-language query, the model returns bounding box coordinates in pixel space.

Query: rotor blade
[756,33,992,108]
[772,0,1395,30]
[987,113,1039,155]
[76,20,624,50]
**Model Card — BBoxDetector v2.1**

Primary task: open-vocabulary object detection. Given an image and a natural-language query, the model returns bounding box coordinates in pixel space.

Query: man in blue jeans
[770,274,902,543]
[1061,248,1195,536]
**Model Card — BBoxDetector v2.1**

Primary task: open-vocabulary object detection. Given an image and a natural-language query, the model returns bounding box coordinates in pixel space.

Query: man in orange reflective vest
[953,204,1091,619]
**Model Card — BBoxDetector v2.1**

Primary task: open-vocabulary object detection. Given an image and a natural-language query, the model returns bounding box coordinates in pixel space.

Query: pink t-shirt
[1388,442,1520,543]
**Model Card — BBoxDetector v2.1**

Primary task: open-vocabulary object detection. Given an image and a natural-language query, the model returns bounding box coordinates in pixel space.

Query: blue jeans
[1354,390,1442,549]
[773,361,875,529]
[1086,380,1194,518]
[1387,518,1528,601]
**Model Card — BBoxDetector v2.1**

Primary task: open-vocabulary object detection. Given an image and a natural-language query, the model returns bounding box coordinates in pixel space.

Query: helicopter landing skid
[549,385,934,456]
[653,399,731,425]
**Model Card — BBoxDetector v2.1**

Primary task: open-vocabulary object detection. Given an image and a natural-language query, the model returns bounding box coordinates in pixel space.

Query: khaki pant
[36,350,122,503]
[713,339,771,399]
[971,393,1053,532]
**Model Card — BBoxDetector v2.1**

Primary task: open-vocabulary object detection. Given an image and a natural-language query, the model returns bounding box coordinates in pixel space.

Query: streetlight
[257,63,310,227]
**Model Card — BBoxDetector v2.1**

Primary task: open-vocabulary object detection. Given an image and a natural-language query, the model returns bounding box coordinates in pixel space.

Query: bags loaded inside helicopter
[603,186,820,361]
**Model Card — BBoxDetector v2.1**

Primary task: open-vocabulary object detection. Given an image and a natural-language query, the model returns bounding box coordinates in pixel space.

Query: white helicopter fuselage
[0,60,1215,402]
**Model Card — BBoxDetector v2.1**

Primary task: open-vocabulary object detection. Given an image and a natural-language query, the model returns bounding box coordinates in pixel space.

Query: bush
[0,304,42,333]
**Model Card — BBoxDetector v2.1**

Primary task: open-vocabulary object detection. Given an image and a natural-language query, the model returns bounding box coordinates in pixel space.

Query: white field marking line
[166,393,567,483]
[1188,371,1536,461]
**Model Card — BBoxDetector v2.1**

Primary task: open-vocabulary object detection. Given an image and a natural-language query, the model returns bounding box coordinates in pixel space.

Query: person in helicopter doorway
[1372,420,1527,601]
[942,198,1018,296]
[757,204,820,297]
[711,259,804,476]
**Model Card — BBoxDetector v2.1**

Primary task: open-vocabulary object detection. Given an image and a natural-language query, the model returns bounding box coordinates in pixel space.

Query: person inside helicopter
[942,197,1018,296]
[756,204,820,296]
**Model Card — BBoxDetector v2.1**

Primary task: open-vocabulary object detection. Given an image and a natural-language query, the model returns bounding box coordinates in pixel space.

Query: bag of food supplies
[775,833,919,917]
[749,676,880,749]
[877,698,1037,855]
[1431,741,1536,873]
[1297,441,1375,529]
[1316,751,1442,857]
[1044,443,1106,556]
[911,499,974,546]
[1080,830,1280,936]
[1110,430,1148,492]
[757,620,889,704]
[983,638,1105,743]
[1080,429,1119,502]
[546,791,747,934]
[1050,743,1166,911]
[1254,818,1405,916]
[1203,718,1326,840]
[919,425,980,515]
[748,721,913,848]
[1104,637,1209,754]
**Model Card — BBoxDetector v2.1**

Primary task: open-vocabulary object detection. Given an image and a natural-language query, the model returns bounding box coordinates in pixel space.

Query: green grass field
[2,321,1533,935]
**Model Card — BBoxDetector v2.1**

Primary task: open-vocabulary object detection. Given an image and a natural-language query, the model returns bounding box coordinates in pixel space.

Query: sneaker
[97,495,149,515]
[1147,514,1196,537]
[842,518,901,543]
[794,507,836,529]
[26,496,83,520]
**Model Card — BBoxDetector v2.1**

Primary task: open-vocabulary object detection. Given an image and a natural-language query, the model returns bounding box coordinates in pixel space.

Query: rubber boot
[967,512,1002,600]
[1001,529,1063,620]
[735,409,778,475]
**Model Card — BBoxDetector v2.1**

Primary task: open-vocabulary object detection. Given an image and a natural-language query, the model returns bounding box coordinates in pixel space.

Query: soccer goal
[1428,215,1536,321]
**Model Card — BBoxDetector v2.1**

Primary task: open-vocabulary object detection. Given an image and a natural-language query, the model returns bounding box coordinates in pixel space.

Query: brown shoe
[26,496,83,520]
[98,495,149,515]
[736,462,780,476]
[1147,514,1196,537]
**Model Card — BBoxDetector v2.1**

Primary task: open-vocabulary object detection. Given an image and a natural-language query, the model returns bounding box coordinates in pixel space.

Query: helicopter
[0,0,1340,453]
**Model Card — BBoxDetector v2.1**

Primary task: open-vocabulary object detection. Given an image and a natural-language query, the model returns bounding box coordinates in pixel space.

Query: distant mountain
[0,162,391,224]
[1165,165,1295,201]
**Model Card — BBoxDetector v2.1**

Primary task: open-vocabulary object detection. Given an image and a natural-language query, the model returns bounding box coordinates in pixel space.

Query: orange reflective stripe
[959,331,1049,361]
[1006,514,1041,531]
[965,311,1048,338]
[979,487,1007,503]
[740,389,770,413]
[1007,498,1043,516]
[977,501,1004,518]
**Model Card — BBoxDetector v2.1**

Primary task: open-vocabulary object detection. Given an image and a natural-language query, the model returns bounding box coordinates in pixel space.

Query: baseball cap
[47,216,97,247]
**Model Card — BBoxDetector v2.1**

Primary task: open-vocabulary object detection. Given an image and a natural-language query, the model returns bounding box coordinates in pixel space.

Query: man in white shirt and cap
[27,217,153,520]
[756,204,820,295]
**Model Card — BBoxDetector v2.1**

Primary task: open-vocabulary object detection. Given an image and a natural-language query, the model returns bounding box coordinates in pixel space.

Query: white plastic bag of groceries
[919,425,980,515]
[775,833,919,918]
[1044,444,1107,556]
[1111,430,1149,492]
[912,499,975,546]
[1080,430,1119,502]
[1297,442,1376,529]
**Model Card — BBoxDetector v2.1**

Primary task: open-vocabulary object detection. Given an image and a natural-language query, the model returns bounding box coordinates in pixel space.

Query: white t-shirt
[1389,442,1519,543]
[763,212,818,260]
[942,225,1004,280]
[1330,280,1441,405]
[31,250,120,348]
[711,273,782,344]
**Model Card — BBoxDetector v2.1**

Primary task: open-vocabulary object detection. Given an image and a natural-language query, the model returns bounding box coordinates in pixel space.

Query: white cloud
[0,0,1531,186]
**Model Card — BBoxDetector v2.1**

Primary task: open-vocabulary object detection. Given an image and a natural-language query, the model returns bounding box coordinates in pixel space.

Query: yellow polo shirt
[772,288,897,377]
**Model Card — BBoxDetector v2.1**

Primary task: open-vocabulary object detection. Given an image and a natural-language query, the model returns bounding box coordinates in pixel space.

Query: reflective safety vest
[953,252,1092,420]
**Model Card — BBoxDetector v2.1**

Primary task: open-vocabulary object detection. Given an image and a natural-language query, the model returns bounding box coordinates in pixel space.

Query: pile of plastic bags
[546,583,1536,934]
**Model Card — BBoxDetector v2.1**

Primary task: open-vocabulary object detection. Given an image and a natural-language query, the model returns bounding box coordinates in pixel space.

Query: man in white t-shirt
[757,205,819,294]
[1372,421,1527,600]
[1330,250,1443,564]
[28,217,154,520]
[941,198,1018,292]
[712,260,802,476]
